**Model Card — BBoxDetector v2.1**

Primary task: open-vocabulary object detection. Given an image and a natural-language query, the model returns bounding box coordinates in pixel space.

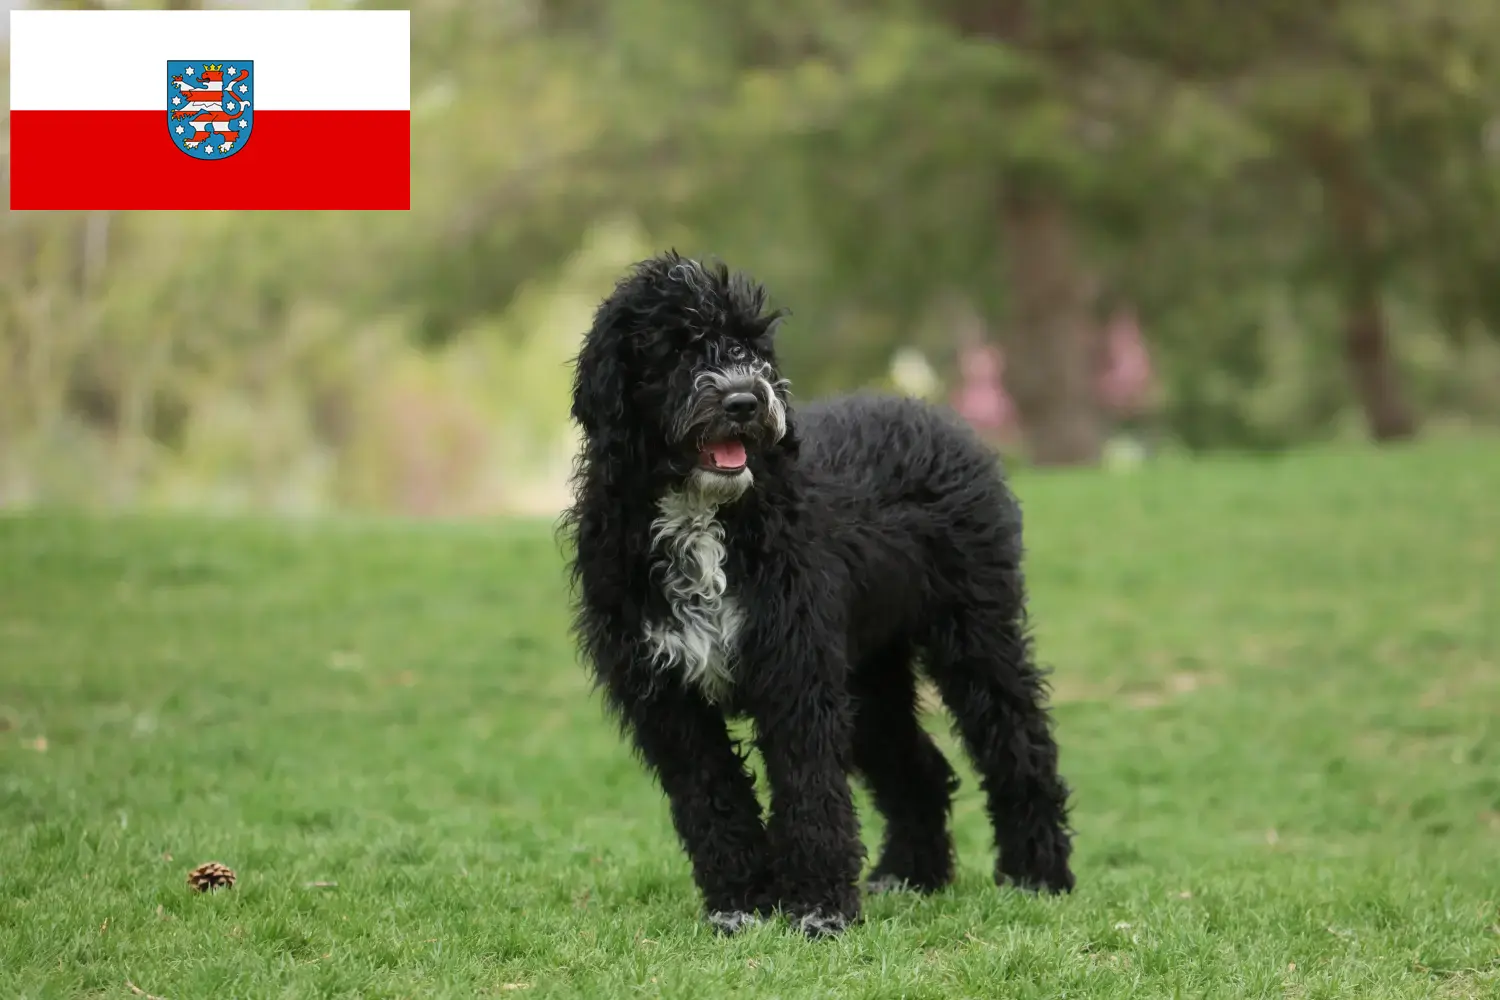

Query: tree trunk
[941,0,1102,465]
[1343,293,1415,442]
[998,193,1104,466]
[1310,137,1418,442]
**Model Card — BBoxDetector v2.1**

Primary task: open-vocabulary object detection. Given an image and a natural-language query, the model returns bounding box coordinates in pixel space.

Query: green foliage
[2,0,1499,505]
[3,441,1499,995]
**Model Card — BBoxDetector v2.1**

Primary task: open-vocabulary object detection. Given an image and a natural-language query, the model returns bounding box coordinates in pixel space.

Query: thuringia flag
[9,10,410,210]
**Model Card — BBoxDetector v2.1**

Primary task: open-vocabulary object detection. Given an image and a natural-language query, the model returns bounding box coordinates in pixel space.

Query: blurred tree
[4,0,1498,510]
[932,0,1105,465]
[384,0,1500,456]
[1096,0,1500,442]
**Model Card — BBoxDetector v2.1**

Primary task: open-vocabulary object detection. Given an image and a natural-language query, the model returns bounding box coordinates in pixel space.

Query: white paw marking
[864,875,909,895]
[707,910,760,934]
[796,910,848,938]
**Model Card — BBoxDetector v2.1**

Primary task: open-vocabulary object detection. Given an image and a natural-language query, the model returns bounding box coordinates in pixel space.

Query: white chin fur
[686,465,753,504]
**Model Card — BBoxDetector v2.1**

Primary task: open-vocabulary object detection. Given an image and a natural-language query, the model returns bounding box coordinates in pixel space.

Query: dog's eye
[727,344,747,361]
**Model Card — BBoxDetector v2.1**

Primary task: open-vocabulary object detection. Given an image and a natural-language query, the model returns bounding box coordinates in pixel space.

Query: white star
[220,140,233,152]
[238,119,248,128]
[239,84,248,94]
[185,66,194,76]
[175,125,185,135]
[225,102,235,112]
[226,66,236,75]
[172,96,181,105]
[202,145,212,154]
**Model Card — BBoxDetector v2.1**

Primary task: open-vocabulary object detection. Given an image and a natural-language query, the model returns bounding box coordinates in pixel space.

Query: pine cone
[186,861,236,892]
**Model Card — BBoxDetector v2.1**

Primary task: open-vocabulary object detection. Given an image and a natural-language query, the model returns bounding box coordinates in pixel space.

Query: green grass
[2,439,1498,999]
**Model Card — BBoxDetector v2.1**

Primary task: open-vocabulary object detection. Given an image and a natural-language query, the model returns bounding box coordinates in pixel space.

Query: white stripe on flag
[9,9,410,111]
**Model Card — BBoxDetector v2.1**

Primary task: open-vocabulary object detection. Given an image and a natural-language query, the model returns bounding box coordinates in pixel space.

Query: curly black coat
[561,253,1074,938]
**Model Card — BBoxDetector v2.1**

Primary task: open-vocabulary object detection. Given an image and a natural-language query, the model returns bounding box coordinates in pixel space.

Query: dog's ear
[570,298,630,439]
[570,293,661,493]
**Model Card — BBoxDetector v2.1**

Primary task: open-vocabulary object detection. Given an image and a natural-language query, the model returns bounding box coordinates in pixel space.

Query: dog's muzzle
[672,365,788,478]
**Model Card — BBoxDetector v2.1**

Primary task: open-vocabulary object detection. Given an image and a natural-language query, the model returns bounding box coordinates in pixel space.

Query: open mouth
[699,438,748,474]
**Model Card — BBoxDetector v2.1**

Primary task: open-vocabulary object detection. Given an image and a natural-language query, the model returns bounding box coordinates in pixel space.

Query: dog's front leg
[612,676,775,933]
[744,628,864,938]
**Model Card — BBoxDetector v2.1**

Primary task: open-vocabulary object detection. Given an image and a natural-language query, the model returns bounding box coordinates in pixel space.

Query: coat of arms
[168,60,254,159]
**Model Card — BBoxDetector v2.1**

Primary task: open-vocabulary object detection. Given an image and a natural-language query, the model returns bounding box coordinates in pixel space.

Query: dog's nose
[723,392,759,423]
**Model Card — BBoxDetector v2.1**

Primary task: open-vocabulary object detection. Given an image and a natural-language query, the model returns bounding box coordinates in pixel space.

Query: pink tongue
[705,440,747,470]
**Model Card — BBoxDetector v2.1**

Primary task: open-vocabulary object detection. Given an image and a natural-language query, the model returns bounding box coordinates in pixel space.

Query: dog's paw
[707,910,762,936]
[863,874,910,895]
[793,908,851,939]
[997,868,1075,895]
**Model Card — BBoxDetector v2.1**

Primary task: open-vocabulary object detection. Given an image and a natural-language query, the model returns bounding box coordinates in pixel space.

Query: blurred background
[3,0,1499,517]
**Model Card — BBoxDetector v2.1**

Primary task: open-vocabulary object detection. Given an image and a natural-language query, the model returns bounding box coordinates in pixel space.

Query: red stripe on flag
[9,109,410,210]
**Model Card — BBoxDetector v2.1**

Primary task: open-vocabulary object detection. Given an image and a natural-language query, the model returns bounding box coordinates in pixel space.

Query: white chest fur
[642,489,744,702]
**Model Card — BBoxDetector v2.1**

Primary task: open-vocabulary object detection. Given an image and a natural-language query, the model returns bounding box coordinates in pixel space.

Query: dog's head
[571,252,792,503]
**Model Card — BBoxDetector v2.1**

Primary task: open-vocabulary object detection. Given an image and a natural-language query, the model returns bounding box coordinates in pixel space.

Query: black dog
[561,253,1074,938]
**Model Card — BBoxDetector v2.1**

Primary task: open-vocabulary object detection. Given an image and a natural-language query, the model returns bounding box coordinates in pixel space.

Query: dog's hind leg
[922,605,1075,894]
[851,642,959,894]
[616,681,775,932]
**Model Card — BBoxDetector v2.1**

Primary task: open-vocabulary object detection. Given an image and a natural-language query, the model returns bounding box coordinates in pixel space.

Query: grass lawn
[2,439,1498,999]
